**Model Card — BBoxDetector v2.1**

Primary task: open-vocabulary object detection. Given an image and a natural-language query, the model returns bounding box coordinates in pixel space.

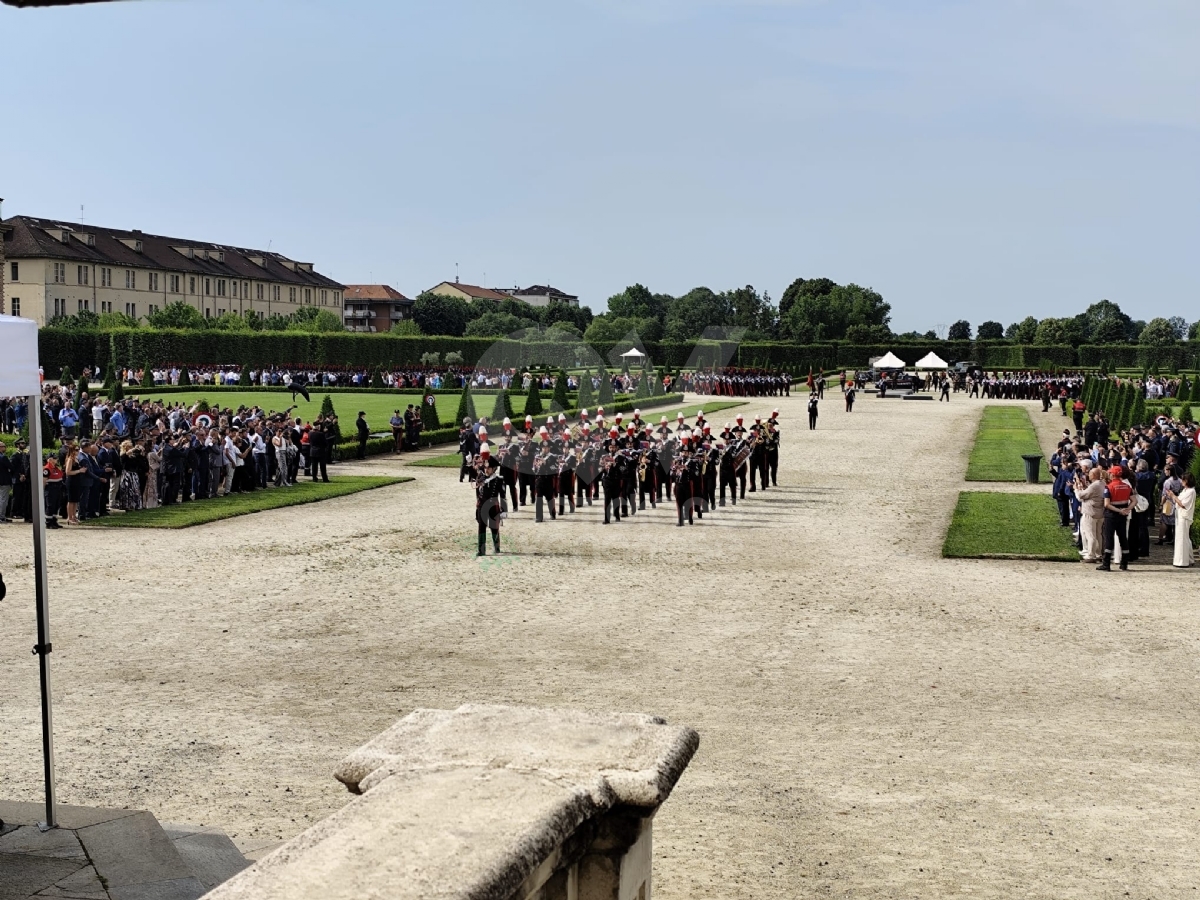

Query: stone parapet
[205,704,699,900]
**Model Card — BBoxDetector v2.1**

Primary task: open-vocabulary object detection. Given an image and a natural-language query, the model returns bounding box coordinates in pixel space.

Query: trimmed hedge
[41,327,1200,376]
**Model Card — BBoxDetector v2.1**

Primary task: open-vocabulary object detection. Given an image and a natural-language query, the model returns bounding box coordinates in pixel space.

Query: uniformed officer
[475,449,504,556]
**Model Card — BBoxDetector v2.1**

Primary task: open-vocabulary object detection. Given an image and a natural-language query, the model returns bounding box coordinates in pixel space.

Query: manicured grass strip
[84,476,410,528]
[942,492,1079,561]
[409,401,748,469]
[411,452,463,468]
[965,406,1044,482]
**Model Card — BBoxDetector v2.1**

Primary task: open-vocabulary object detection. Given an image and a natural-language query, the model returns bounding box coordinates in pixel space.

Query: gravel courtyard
[2,392,1197,898]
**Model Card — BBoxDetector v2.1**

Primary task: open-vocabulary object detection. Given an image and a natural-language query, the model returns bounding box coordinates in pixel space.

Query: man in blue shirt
[109,406,127,438]
[59,403,80,440]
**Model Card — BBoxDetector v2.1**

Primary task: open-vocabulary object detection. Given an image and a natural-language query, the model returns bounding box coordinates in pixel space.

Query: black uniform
[534,444,559,522]
[475,466,504,555]
[764,425,780,487]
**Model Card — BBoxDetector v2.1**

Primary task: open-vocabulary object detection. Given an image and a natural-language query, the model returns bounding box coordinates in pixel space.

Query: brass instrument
[599,453,615,472]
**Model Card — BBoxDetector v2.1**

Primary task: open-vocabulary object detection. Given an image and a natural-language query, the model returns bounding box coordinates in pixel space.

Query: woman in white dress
[1168,473,1195,568]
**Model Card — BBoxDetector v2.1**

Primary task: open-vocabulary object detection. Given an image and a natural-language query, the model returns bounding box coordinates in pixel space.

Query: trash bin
[1021,454,1043,484]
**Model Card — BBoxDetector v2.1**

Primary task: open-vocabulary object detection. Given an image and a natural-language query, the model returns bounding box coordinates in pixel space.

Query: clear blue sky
[2,0,1197,332]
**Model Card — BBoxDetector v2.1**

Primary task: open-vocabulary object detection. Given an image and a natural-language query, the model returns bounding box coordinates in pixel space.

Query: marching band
[468,406,781,554]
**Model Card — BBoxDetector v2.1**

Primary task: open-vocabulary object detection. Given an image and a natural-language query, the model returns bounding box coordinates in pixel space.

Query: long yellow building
[1,214,344,325]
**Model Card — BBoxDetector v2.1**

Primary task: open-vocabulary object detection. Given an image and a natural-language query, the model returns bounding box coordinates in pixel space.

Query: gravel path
[1,392,1197,898]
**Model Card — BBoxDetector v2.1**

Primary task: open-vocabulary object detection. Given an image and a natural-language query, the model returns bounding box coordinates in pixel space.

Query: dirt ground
[2,390,1198,899]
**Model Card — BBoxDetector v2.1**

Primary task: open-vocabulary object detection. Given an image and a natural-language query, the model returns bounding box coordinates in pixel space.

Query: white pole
[27,393,57,830]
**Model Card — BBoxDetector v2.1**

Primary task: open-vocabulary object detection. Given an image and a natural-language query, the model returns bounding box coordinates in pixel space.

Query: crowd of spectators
[1,382,342,525]
[1049,410,1197,570]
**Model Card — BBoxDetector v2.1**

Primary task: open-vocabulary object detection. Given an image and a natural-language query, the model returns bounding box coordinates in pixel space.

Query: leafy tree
[606,283,671,322]
[721,284,776,332]
[47,309,101,330]
[780,282,890,342]
[1006,316,1039,343]
[662,287,733,343]
[525,377,544,417]
[389,318,422,336]
[261,313,291,331]
[1083,299,1135,344]
[287,308,343,332]
[148,301,205,330]
[411,291,470,337]
[179,366,191,386]
[465,311,536,337]
[455,385,477,424]
[1167,316,1188,340]
[213,311,252,332]
[1034,318,1069,345]
[947,320,972,341]
[977,321,1004,340]
[779,277,837,321]
[1188,321,1200,341]
[845,323,891,343]
[97,311,139,329]
[584,315,662,344]
[1140,317,1179,346]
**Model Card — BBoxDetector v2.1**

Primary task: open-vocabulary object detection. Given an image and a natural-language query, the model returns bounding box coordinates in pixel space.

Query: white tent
[619,348,646,358]
[872,351,907,369]
[0,315,57,829]
[914,351,949,369]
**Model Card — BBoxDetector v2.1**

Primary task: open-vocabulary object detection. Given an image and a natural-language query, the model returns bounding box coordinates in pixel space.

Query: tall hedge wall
[35,328,1200,377]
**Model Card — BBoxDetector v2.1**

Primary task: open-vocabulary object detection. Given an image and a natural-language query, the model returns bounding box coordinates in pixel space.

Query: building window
[9,262,16,281]
[125,302,136,318]
[189,276,196,294]
[149,304,160,315]
[100,267,111,287]
[256,284,264,301]
[205,278,211,295]
[148,272,159,291]
[204,307,211,318]
[100,301,113,313]
[169,274,180,293]
[242,281,248,298]
[10,298,18,317]
[77,265,89,285]
[217,279,226,297]
[289,287,297,303]
[231,281,238,298]
[125,270,135,289]
[273,285,280,303]
[78,299,86,312]
[54,263,66,283]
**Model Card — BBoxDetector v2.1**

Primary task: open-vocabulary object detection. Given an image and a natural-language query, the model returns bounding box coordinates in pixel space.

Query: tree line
[936,300,1196,347]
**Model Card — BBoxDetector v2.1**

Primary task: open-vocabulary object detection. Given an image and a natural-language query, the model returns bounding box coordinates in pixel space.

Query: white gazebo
[0,314,57,830]
[914,351,949,369]
[872,351,907,369]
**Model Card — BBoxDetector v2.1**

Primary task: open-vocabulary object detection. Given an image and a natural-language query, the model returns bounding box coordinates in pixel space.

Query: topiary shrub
[551,369,569,411]
[576,369,594,410]
[320,394,343,442]
[455,385,477,424]
[598,368,614,406]
[371,366,386,389]
[239,365,252,387]
[1179,402,1193,424]
[526,377,544,417]
[423,395,442,430]
[179,366,191,386]
[141,363,155,388]
[59,366,74,386]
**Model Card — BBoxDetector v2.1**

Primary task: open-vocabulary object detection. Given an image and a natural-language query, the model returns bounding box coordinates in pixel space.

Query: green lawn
[965,406,1045,482]
[408,400,748,468]
[84,476,410,528]
[942,492,1080,561]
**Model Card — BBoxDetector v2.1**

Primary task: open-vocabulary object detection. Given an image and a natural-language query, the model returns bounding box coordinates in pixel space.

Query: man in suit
[309,423,330,483]
[96,436,118,517]
[162,435,185,505]
[356,411,370,460]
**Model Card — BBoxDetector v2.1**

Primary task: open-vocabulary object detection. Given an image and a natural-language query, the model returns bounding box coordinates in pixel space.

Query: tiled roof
[429,281,510,301]
[343,284,411,302]
[1,215,343,290]
[512,284,577,300]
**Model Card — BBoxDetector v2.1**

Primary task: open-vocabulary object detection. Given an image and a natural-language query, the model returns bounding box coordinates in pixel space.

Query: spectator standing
[0,441,11,522]
[1167,473,1196,568]
[356,411,370,460]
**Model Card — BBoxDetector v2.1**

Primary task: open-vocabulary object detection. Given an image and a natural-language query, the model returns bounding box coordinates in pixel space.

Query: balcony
[343,308,373,320]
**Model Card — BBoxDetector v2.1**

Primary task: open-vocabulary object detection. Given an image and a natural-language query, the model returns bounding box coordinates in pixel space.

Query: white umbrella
[872,351,907,369]
[914,351,949,369]
[0,314,57,830]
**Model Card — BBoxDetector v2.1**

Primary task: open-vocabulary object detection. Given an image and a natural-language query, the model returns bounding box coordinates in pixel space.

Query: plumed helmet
[479,442,490,457]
